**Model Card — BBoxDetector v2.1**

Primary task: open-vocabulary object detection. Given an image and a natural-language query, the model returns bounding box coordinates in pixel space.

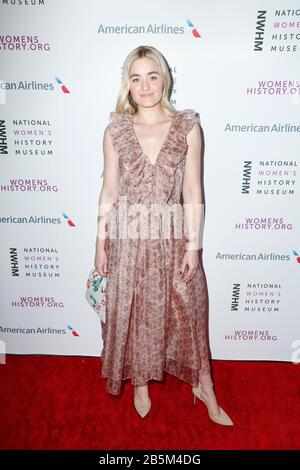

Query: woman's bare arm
[182,122,204,251]
[95,125,120,251]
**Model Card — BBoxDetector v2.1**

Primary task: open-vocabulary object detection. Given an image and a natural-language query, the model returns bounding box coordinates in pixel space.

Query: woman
[94,45,233,425]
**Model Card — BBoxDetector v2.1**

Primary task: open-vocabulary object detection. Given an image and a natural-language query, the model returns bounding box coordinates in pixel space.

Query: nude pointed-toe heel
[134,397,151,418]
[192,384,234,426]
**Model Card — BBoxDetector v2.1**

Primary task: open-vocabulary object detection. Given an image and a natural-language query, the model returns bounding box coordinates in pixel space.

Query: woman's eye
[132,76,157,82]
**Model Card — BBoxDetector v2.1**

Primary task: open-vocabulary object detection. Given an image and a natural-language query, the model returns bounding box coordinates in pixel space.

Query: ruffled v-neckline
[128,111,177,167]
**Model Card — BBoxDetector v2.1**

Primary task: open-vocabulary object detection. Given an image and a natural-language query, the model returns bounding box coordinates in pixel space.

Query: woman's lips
[140,93,153,97]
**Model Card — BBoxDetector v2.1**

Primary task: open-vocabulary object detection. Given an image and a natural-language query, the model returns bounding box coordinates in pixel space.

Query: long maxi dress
[100,108,211,395]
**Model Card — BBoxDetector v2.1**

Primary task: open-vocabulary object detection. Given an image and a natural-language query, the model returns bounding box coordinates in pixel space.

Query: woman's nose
[141,80,150,90]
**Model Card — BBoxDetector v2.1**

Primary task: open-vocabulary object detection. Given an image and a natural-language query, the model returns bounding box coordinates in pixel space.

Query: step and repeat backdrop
[1,0,299,363]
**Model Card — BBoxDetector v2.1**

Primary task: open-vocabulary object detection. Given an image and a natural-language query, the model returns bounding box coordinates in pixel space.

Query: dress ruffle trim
[108,109,199,204]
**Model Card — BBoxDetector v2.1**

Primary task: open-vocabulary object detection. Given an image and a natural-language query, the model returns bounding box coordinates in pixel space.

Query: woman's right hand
[94,248,108,277]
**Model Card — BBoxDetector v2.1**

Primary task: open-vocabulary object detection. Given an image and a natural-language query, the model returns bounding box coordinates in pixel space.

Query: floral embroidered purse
[85,269,107,323]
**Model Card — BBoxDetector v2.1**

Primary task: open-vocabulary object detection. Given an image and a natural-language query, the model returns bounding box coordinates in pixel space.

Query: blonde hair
[114,45,177,117]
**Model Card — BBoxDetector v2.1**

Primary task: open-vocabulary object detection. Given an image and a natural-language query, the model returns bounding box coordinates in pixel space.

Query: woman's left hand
[178,250,199,283]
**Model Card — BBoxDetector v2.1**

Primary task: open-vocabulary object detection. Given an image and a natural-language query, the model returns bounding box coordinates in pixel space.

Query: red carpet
[0,356,299,450]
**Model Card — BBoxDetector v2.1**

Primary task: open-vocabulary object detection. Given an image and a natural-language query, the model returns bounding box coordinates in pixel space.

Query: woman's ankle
[134,384,149,399]
[197,374,214,389]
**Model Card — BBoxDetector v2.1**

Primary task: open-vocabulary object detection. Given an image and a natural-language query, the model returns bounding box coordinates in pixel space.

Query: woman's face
[128,57,164,109]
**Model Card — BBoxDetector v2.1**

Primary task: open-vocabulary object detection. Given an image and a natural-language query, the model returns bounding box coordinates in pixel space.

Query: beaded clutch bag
[85,269,107,323]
